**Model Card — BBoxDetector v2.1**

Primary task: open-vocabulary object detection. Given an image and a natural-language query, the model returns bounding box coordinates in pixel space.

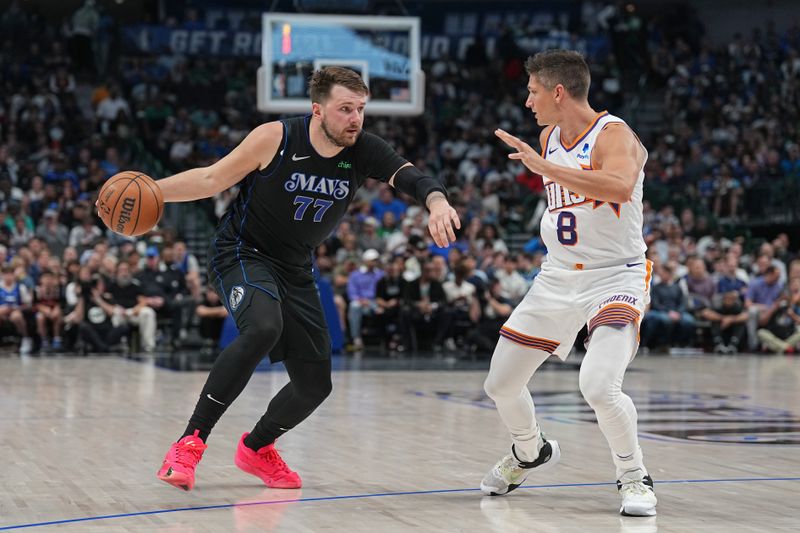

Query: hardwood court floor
[0,352,798,532]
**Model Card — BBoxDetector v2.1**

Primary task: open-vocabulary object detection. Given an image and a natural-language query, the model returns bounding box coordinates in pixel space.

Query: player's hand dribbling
[495,128,548,175]
[426,195,461,248]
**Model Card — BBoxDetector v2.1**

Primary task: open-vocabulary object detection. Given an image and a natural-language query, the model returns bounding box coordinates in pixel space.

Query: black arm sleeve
[354,131,447,206]
[393,165,448,206]
[355,132,409,185]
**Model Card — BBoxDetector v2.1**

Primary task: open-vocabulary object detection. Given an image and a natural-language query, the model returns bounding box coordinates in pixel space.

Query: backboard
[257,13,424,116]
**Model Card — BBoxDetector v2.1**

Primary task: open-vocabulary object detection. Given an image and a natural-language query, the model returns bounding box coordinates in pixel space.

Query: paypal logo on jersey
[577,142,590,160]
[284,172,350,200]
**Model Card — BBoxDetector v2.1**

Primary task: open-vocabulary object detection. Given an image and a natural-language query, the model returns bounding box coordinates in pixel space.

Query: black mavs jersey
[215,115,408,268]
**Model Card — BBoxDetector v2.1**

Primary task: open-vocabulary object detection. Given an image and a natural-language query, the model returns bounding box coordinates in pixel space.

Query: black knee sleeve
[285,358,333,408]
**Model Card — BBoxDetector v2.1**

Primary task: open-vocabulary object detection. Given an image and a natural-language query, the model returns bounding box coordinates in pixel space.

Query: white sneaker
[480,439,561,496]
[20,337,33,355]
[618,471,657,516]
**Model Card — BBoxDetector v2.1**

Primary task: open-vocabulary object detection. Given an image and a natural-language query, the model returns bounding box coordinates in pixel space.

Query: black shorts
[208,240,331,363]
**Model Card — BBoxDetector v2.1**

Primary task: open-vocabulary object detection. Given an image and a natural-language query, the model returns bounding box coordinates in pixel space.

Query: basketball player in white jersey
[479,50,657,516]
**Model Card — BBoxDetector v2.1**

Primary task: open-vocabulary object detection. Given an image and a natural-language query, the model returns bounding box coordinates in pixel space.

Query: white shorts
[500,257,653,360]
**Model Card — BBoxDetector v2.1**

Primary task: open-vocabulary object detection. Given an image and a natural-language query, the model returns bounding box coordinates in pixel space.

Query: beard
[321,118,359,147]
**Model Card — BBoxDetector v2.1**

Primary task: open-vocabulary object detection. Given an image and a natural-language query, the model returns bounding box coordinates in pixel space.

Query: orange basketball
[97,171,164,237]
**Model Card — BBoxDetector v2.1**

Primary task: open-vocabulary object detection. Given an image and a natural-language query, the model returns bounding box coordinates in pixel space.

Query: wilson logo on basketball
[115,196,137,233]
[98,171,163,237]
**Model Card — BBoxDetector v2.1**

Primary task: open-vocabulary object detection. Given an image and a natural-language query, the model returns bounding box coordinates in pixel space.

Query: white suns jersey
[539,112,647,267]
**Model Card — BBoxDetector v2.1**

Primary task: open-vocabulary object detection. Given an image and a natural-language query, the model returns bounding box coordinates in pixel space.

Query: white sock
[616,448,648,481]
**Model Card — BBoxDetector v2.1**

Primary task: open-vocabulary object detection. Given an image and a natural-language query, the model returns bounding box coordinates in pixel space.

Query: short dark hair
[524,50,591,100]
[308,66,369,103]
[454,258,471,279]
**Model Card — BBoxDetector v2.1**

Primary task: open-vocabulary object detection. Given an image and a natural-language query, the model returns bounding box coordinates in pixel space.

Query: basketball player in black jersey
[148,67,460,491]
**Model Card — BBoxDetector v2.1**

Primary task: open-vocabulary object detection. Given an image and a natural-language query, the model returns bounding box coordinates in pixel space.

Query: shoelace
[174,441,206,466]
[497,455,522,477]
[258,447,292,474]
[621,480,652,496]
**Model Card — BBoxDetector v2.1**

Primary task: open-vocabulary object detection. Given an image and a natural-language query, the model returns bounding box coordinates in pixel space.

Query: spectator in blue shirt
[716,256,747,296]
[347,249,384,351]
[746,265,784,307]
[370,186,407,222]
[780,144,800,177]
[641,264,696,348]
[44,153,80,189]
[523,235,547,255]
[746,265,785,350]
[99,147,121,179]
[429,235,468,261]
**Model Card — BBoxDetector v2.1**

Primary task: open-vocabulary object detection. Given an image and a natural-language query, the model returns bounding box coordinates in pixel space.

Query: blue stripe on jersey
[233,121,289,302]
[211,212,234,314]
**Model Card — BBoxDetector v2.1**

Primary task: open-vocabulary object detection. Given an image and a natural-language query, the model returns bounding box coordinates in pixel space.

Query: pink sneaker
[234,433,302,488]
[157,430,208,491]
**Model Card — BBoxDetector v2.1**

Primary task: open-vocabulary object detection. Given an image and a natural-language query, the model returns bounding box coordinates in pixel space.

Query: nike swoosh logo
[626,262,643,267]
[206,393,226,405]
[548,147,558,154]
[292,153,311,161]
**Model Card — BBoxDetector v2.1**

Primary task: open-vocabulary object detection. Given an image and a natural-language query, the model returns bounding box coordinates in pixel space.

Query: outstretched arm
[157,121,284,202]
[496,123,645,204]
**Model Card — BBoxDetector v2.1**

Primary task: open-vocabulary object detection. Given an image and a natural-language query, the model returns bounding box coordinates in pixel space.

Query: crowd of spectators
[646,21,800,221]
[640,227,800,354]
[0,2,798,357]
